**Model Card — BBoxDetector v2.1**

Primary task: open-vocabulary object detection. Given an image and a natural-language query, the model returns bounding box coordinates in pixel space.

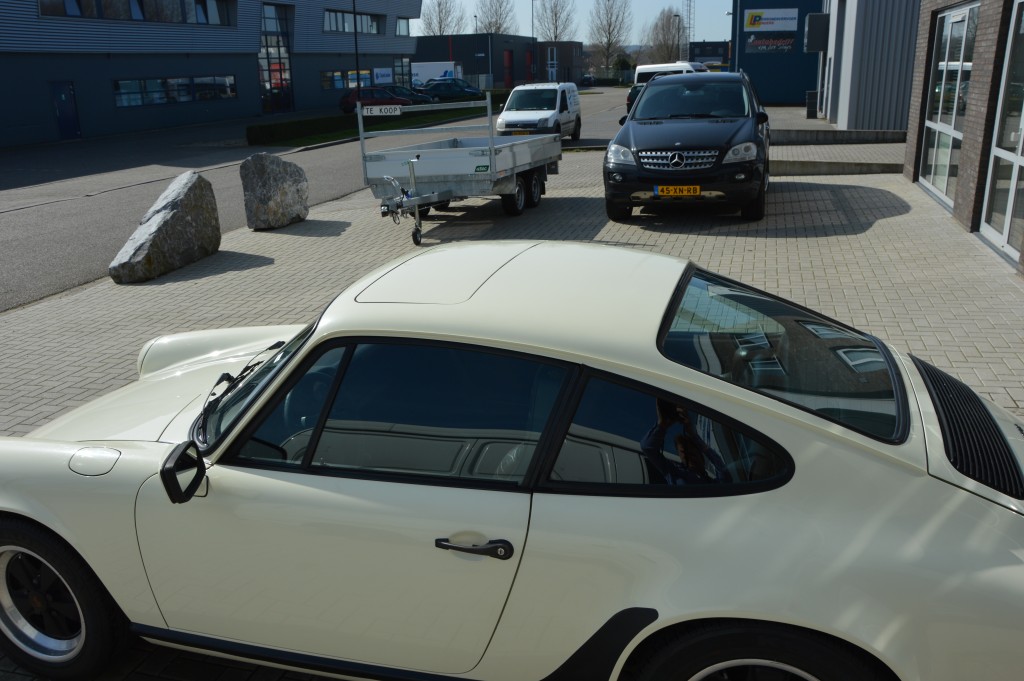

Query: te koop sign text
[363,105,402,116]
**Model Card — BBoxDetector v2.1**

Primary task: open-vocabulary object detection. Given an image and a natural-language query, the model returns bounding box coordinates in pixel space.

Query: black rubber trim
[132,608,657,681]
[539,607,658,680]
[131,624,460,681]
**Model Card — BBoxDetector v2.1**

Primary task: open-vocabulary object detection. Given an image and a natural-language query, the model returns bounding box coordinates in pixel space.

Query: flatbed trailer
[358,95,561,245]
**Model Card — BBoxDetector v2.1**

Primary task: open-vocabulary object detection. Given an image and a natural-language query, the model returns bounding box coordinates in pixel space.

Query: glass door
[920,5,978,205]
[981,0,1024,260]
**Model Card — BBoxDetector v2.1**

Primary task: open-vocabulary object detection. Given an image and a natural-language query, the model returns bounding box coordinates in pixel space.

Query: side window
[311,343,569,482]
[237,347,347,466]
[550,377,791,491]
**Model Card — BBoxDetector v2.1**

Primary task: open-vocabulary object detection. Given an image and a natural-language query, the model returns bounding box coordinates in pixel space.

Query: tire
[554,123,562,138]
[741,167,768,221]
[605,199,632,221]
[0,519,127,680]
[571,117,581,141]
[434,200,451,211]
[501,175,527,216]
[632,621,886,681]
[524,172,543,208]
[416,205,431,217]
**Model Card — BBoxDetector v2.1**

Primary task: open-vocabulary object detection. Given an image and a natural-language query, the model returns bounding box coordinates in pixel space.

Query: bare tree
[536,0,576,41]
[476,0,518,34]
[587,0,631,73]
[641,8,686,63]
[420,0,467,35]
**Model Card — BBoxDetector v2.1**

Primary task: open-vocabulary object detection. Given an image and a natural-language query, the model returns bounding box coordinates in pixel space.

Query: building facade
[413,34,578,90]
[906,0,1022,271]
[0,0,421,147]
[816,0,920,131]
[729,0,819,104]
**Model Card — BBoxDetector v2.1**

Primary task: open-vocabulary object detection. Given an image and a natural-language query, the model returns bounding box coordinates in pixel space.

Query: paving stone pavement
[1,150,1024,678]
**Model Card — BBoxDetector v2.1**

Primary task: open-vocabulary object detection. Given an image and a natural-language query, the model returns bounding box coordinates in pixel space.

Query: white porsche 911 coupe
[2,241,1024,681]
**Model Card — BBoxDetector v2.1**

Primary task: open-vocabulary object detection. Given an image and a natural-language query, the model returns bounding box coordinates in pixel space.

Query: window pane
[939,13,965,127]
[166,77,193,102]
[237,348,346,466]
[397,17,409,36]
[101,0,130,20]
[997,5,1024,152]
[986,156,1013,232]
[662,270,901,440]
[551,377,790,488]
[312,344,568,482]
[40,0,66,16]
[925,14,950,125]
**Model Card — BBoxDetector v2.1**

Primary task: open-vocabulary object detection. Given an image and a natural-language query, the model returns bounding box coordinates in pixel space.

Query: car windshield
[505,89,557,111]
[633,81,749,119]
[199,321,316,448]
[660,269,906,441]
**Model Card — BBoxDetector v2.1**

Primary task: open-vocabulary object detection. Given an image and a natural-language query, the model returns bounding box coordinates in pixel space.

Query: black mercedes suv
[603,71,770,221]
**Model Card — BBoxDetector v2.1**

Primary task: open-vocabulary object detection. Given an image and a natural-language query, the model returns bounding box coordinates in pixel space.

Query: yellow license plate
[656,185,700,196]
[512,131,530,136]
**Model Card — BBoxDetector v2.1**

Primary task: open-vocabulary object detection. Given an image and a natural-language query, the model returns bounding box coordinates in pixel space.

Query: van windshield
[505,89,557,111]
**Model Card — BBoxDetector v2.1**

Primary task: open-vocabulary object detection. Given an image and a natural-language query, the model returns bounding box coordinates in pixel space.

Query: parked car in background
[496,82,581,140]
[423,76,478,91]
[581,73,595,86]
[626,83,643,112]
[417,79,483,102]
[381,84,432,104]
[5,240,1024,681]
[605,71,770,221]
[338,86,411,114]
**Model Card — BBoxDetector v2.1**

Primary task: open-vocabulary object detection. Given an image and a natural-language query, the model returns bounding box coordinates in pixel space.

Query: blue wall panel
[730,0,821,105]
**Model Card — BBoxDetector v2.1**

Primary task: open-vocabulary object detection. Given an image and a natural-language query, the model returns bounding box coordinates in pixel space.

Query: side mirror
[161,441,206,504]
[756,111,769,125]
[619,115,627,126]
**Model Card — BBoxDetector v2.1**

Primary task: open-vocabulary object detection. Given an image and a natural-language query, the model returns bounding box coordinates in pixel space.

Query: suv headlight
[606,144,636,166]
[496,117,506,131]
[723,142,758,164]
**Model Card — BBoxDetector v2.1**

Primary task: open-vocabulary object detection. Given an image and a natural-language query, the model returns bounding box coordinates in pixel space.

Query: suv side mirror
[619,115,627,126]
[161,441,206,504]
[757,111,769,125]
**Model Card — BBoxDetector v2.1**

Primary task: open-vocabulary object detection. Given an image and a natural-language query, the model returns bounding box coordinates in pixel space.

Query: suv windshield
[505,89,557,111]
[634,80,749,119]
[660,269,906,442]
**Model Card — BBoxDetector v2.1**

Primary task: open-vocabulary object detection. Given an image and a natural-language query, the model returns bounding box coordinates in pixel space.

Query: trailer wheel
[501,175,527,216]
[524,172,543,208]
[411,227,422,246]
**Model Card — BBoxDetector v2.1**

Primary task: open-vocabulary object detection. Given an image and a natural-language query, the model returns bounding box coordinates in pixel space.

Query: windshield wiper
[196,340,286,445]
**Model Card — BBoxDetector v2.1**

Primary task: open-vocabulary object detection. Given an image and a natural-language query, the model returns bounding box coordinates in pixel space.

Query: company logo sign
[744,8,798,32]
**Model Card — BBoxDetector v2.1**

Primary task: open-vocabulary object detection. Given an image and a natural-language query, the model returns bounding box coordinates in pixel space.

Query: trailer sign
[363,105,402,116]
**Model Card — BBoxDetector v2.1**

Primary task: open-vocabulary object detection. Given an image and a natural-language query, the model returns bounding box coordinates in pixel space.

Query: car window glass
[236,347,347,466]
[661,269,903,441]
[550,377,791,490]
[311,343,569,483]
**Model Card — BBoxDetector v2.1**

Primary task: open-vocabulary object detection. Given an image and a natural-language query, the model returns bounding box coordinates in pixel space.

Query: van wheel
[554,123,562,138]
[501,176,527,216]
[571,117,581,141]
[524,172,543,208]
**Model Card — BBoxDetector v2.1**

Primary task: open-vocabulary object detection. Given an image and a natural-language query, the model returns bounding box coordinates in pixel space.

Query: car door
[135,340,571,674]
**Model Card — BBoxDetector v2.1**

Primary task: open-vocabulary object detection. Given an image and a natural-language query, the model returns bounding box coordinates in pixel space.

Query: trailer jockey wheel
[412,227,422,246]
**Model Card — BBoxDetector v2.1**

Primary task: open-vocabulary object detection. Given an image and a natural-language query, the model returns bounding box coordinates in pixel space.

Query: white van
[634,61,709,84]
[496,82,582,140]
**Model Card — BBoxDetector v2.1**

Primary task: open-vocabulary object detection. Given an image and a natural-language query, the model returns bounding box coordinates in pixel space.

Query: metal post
[353,0,361,98]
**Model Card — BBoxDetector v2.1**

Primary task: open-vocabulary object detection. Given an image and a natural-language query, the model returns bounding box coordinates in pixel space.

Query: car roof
[317,241,690,366]
[512,82,575,90]
[649,71,743,84]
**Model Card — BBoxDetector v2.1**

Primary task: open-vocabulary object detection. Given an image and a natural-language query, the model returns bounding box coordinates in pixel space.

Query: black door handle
[434,538,515,560]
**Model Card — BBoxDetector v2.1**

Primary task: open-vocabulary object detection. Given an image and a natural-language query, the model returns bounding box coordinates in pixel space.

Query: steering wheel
[282,370,334,432]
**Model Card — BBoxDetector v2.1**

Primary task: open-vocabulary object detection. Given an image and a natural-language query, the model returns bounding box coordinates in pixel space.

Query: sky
[412,0,735,46]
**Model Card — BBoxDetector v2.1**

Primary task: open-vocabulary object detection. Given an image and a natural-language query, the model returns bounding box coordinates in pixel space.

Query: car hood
[615,117,756,151]
[500,110,556,124]
[29,326,301,444]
